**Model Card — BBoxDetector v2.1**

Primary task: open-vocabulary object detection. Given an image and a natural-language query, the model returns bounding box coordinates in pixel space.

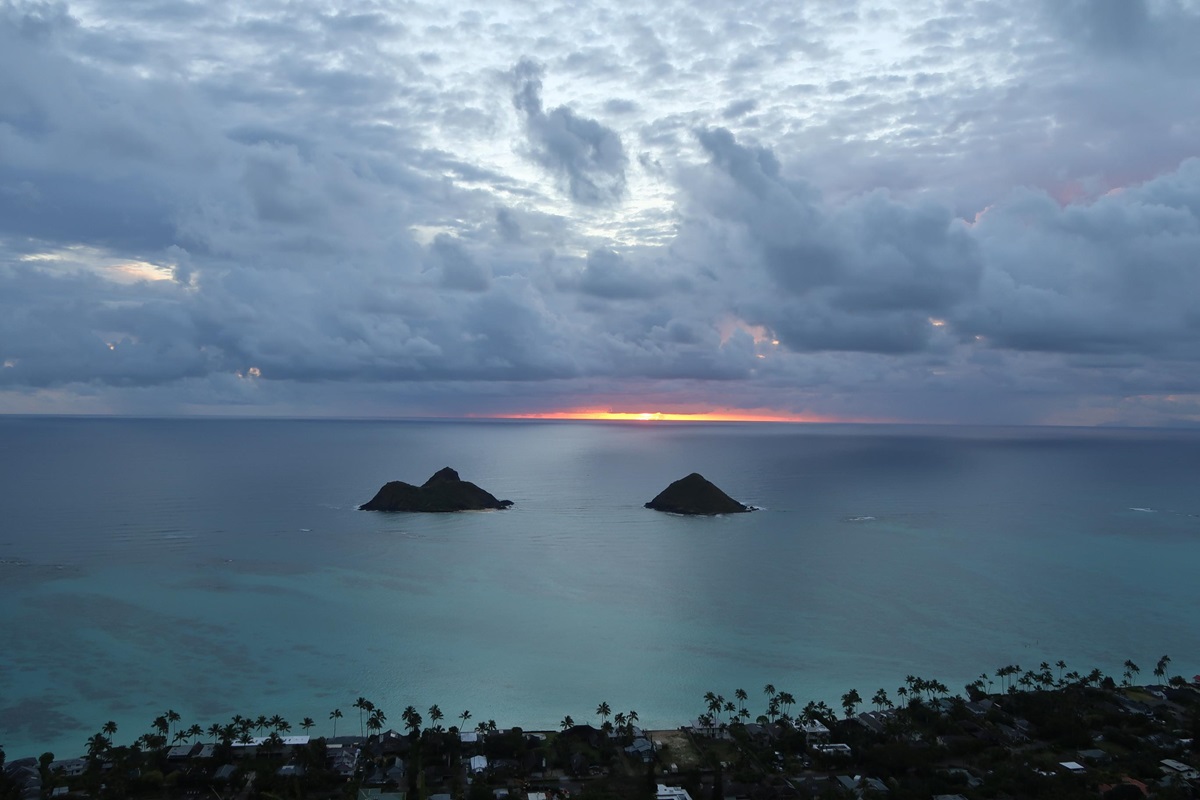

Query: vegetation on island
[359,467,513,512]
[3,655,1198,800]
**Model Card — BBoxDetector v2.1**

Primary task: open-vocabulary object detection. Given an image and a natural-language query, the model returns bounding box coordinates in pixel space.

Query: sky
[2,0,1199,425]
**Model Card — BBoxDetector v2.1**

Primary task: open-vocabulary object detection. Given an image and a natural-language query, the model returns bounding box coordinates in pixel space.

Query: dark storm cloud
[508,58,628,206]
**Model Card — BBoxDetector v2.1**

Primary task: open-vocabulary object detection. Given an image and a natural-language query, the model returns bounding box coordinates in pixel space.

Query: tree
[354,697,374,738]
[301,717,315,735]
[560,715,574,731]
[367,709,386,736]
[841,689,862,719]
[165,709,181,741]
[596,701,611,728]
[735,688,747,714]
[777,691,795,720]
[402,706,422,737]
[101,720,118,745]
[460,710,472,730]
[329,709,343,737]
[428,705,444,731]
[1123,660,1140,687]
[86,733,109,763]
[1055,660,1067,685]
[871,689,890,712]
[207,723,223,744]
[1155,655,1172,685]
[152,715,169,742]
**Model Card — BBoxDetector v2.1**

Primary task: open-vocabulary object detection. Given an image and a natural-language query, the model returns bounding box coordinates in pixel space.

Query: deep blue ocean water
[2,417,1199,759]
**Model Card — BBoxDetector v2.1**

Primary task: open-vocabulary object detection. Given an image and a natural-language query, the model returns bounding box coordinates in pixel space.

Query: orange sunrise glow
[493,409,844,423]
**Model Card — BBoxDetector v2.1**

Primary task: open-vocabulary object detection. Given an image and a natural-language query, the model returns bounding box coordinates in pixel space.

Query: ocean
[1,417,1198,759]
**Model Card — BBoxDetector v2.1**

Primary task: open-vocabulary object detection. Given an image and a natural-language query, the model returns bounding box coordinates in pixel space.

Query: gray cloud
[1,0,1199,425]
[508,57,628,206]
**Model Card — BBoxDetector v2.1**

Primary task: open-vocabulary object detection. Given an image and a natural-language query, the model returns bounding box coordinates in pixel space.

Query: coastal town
[4,660,1199,800]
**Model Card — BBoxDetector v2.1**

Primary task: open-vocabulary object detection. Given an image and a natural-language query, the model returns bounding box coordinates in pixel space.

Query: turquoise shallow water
[1,418,1198,759]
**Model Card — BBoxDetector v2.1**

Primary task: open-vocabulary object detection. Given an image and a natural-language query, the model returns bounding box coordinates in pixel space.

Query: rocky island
[359,467,513,512]
[644,472,752,515]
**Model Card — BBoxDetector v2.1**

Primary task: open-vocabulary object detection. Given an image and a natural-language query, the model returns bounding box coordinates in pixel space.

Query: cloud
[429,234,491,292]
[2,0,1200,425]
[508,57,628,206]
[681,127,981,354]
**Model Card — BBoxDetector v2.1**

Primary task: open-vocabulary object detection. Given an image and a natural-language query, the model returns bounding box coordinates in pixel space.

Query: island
[359,467,513,512]
[644,472,752,515]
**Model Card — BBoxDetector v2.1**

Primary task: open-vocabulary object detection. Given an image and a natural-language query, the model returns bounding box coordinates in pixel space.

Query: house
[812,743,852,757]
[1058,761,1086,775]
[49,759,88,777]
[854,711,889,734]
[327,745,360,778]
[1160,759,1200,780]
[800,720,831,745]
[625,737,655,762]
[1098,777,1149,797]
[686,719,727,740]
[657,785,694,800]
[964,699,994,717]
[1077,748,1109,764]
[468,755,488,773]
[835,775,887,796]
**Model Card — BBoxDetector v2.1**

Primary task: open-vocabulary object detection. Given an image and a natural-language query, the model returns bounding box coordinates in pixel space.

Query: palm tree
[153,714,169,742]
[166,709,181,741]
[86,733,110,763]
[841,689,861,719]
[207,723,223,744]
[763,684,776,717]
[734,688,747,714]
[301,717,315,736]
[187,723,203,743]
[102,720,118,745]
[428,705,444,731]
[596,701,611,728]
[559,715,574,731]
[777,691,796,719]
[367,709,386,736]
[329,709,343,738]
[354,697,373,738]
[614,712,627,733]
[255,715,269,734]
[703,692,721,719]
[459,710,471,730]
[1155,654,1171,685]
[402,706,422,736]
[1123,659,1141,686]
[1055,660,1067,685]
[871,689,889,712]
